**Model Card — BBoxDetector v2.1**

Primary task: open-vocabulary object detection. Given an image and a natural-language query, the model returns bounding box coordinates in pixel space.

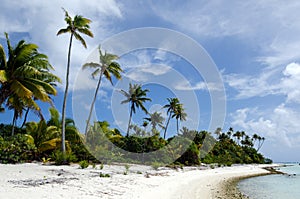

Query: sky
[1,0,300,162]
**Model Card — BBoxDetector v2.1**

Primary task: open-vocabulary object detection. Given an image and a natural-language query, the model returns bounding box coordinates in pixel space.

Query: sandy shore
[0,163,277,199]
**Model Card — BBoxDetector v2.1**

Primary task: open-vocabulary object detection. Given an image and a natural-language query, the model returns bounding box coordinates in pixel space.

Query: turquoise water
[238,164,300,199]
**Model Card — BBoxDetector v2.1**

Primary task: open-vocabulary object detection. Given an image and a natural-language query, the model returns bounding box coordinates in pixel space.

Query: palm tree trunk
[11,111,17,136]
[126,105,133,137]
[176,119,179,134]
[21,107,30,128]
[61,33,73,155]
[85,71,104,135]
[163,113,172,139]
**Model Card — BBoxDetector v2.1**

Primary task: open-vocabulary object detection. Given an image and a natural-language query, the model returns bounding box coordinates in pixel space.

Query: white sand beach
[0,163,276,199]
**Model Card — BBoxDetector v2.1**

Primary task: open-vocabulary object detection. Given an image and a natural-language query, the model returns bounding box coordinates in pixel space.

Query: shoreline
[0,163,279,199]
[219,165,282,199]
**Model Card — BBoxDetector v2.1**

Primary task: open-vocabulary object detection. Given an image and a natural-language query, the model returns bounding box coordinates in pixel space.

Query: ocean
[238,164,300,199]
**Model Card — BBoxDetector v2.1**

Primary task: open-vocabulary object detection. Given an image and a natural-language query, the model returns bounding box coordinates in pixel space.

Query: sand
[0,163,277,199]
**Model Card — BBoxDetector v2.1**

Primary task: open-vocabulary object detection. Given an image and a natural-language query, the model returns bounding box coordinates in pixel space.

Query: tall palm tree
[57,8,93,154]
[173,103,187,134]
[144,111,165,132]
[82,46,122,135]
[0,33,60,135]
[120,83,151,136]
[163,98,180,139]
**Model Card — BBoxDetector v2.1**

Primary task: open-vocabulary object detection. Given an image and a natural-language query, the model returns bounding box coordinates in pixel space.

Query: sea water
[238,164,300,199]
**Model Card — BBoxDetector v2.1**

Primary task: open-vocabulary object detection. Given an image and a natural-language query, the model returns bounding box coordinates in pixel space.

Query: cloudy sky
[1,0,300,162]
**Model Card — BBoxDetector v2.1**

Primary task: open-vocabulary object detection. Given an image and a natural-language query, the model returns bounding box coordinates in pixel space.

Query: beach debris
[8,177,79,187]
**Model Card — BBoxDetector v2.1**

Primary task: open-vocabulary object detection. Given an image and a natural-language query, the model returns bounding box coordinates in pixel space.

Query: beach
[0,163,276,199]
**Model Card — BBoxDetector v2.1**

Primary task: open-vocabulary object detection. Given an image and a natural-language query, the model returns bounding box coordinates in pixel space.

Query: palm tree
[173,103,187,134]
[120,83,151,136]
[82,46,122,135]
[57,8,93,154]
[233,131,242,145]
[0,33,60,135]
[163,98,180,139]
[257,136,265,151]
[144,111,165,132]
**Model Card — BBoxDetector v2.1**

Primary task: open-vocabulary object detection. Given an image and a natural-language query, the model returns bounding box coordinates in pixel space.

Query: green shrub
[151,161,161,170]
[92,162,96,169]
[0,134,36,164]
[99,172,110,177]
[52,150,77,165]
[100,163,104,170]
[124,164,130,175]
[42,157,51,164]
[79,160,89,169]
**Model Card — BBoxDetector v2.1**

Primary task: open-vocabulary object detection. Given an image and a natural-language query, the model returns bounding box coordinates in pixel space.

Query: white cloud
[175,80,222,91]
[231,104,300,147]
[0,0,122,91]
[125,64,171,82]
[225,62,300,103]
[281,63,300,103]
[150,1,300,67]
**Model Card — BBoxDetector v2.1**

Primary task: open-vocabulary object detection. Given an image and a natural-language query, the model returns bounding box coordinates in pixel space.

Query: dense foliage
[0,10,271,166]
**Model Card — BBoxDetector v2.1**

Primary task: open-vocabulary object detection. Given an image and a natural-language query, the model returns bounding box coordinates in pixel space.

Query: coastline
[0,163,278,199]
[219,165,282,199]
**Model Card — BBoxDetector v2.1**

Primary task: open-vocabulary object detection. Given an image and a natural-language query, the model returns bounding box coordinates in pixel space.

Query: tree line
[0,9,270,166]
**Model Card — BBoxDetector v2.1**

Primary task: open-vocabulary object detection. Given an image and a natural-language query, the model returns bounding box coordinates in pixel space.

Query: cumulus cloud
[150,1,300,67]
[0,0,122,90]
[225,62,300,103]
[231,104,300,147]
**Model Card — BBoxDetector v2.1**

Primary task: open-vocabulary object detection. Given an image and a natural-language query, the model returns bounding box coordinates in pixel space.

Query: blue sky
[1,0,300,162]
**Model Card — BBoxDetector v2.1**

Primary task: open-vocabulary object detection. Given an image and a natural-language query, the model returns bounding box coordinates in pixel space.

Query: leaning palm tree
[82,46,122,135]
[0,33,60,135]
[120,83,151,136]
[163,98,180,139]
[57,8,93,154]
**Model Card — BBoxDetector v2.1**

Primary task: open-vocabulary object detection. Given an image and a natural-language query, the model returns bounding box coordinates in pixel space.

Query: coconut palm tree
[57,8,93,154]
[0,33,60,135]
[82,46,122,135]
[163,98,180,139]
[120,83,151,136]
[233,131,242,145]
[144,111,165,132]
[257,136,265,151]
[173,103,187,134]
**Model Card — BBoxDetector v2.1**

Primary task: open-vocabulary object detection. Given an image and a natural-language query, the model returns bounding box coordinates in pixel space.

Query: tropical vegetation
[57,8,93,156]
[0,9,271,167]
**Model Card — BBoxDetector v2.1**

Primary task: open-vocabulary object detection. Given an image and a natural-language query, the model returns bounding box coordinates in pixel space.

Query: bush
[99,172,110,177]
[79,160,89,169]
[151,161,161,170]
[52,150,77,165]
[0,134,36,164]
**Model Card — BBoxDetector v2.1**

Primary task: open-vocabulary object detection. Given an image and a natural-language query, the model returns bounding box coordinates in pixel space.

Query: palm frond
[0,70,7,83]
[26,78,57,96]
[22,81,48,102]
[103,69,113,85]
[57,28,71,35]
[77,28,94,38]
[0,44,7,69]
[82,62,101,69]
[91,68,101,78]
[73,32,87,48]
[11,80,33,98]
